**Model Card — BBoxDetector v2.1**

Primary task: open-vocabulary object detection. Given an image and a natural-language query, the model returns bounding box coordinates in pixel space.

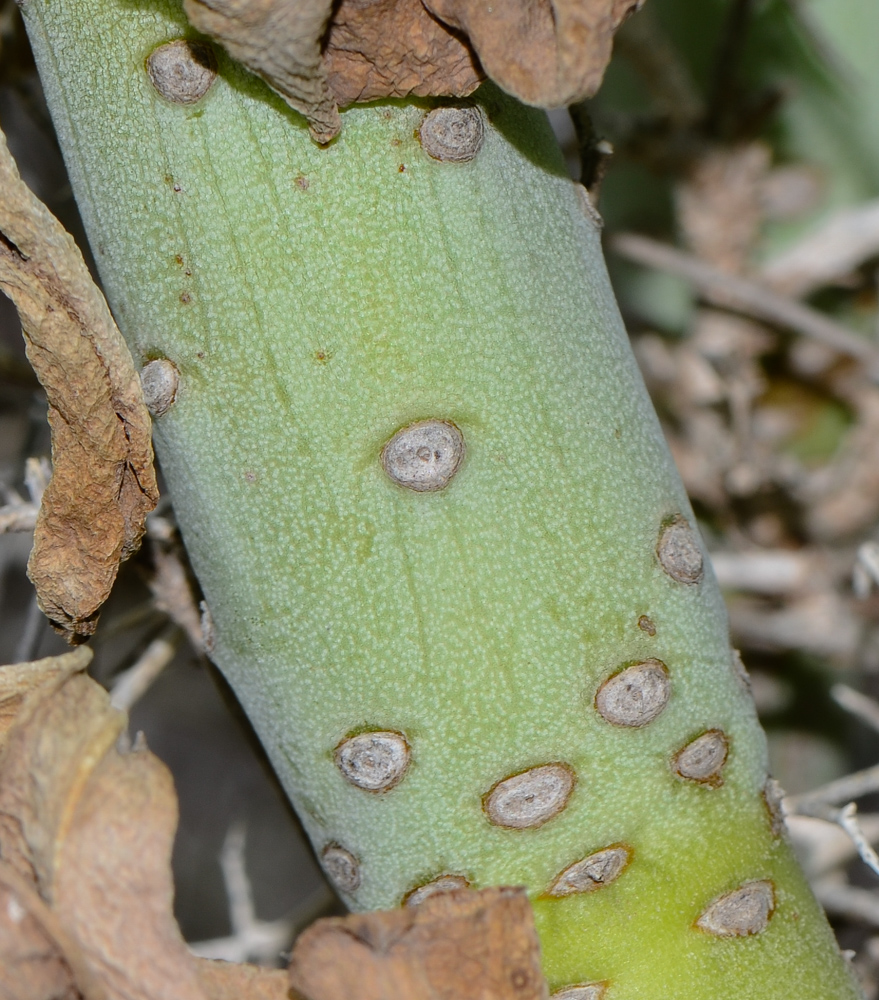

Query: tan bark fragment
[184,0,640,141]
[0,131,158,639]
[289,885,548,1000]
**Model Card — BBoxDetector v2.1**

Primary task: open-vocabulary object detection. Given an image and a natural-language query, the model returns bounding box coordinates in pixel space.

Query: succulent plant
[20,0,861,995]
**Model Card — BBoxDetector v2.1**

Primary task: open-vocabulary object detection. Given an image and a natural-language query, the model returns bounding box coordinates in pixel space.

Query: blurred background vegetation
[4,0,879,991]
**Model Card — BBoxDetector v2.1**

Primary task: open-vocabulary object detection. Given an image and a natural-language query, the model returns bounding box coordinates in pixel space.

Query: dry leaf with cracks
[0,664,290,1000]
[184,0,642,142]
[289,885,548,1000]
[0,128,158,640]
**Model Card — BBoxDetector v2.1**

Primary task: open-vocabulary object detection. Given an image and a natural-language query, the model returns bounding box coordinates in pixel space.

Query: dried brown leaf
[194,959,291,1000]
[424,0,642,107]
[0,129,158,639]
[183,0,341,143]
[324,0,481,107]
[0,671,208,999]
[289,886,548,1000]
[0,861,83,1000]
[0,646,92,754]
[185,0,640,142]
[52,737,209,999]
[676,143,771,275]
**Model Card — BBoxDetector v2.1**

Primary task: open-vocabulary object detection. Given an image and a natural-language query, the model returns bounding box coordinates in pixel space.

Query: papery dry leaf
[0,671,208,1000]
[52,737,209,999]
[0,861,83,1000]
[324,0,481,107]
[289,886,548,1000]
[183,0,341,143]
[424,0,642,107]
[185,0,640,142]
[0,130,158,639]
[0,646,92,753]
[194,959,291,1000]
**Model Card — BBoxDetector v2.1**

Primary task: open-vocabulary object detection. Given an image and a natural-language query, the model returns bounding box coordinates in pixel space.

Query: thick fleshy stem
[21,1,862,996]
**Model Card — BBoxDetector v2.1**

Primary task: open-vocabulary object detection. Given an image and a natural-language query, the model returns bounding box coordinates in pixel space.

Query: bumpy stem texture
[23,1,860,996]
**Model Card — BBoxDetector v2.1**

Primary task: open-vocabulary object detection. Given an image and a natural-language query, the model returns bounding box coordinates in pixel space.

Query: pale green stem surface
[22,0,861,996]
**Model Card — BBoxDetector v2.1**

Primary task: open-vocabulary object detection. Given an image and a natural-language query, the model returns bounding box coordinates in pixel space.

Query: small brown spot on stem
[548,845,630,897]
[321,844,361,894]
[335,731,410,792]
[179,291,191,304]
[551,985,608,1000]
[381,419,465,492]
[140,359,179,418]
[595,660,670,727]
[637,615,656,636]
[483,763,574,830]
[696,880,775,937]
[147,40,217,105]
[673,730,729,786]
[404,874,470,907]
[420,107,485,162]
[294,175,309,190]
[657,515,704,584]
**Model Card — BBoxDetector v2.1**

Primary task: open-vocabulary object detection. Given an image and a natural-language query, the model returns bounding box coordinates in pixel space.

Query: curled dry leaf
[185,0,641,142]
[0,129,158,639]
[0,861,84,1000]
[0,667,288,1000]
[289,885,548,1000]
[0,645,92,753]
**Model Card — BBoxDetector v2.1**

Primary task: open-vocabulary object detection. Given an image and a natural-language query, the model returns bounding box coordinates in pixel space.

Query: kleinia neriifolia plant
[18,0,862,996]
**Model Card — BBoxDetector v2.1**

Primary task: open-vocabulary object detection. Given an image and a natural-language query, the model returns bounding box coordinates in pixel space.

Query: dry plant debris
[183,0,641,142]
[0,129,158,640]
[289,885,547,1000]
[0,647,546,1000]
[0,649,289,999]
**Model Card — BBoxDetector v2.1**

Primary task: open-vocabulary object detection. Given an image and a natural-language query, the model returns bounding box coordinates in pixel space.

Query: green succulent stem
[22,0,861,996]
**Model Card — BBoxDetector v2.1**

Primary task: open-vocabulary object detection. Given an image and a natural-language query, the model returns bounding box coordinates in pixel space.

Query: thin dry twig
[793,799,879,880]
[611,232,877,364]
[761,199,879,297]
[109,624,182,712]
[0,457,51,534]
[813,879,879,928]
[832,684,879,735]
[788,763,879,811]
[188,823,304,966]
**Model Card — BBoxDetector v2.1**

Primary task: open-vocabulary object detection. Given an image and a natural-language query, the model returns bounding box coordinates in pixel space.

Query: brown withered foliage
[184,0,642,142]
[0,650,288,1000]
[289,886,547,1000]
[0,651,546,1000]
[0,131,158,640]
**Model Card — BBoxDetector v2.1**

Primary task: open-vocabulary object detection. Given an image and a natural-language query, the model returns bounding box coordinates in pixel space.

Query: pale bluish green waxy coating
[23,0,861,996]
